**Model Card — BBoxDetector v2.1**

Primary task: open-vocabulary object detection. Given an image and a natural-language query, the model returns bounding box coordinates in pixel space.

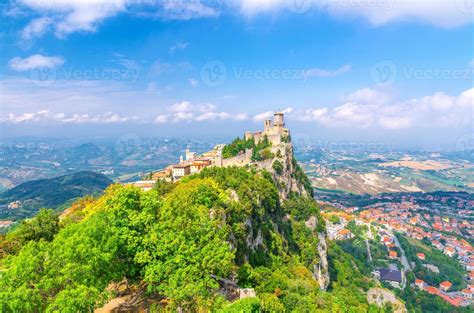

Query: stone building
[245,112,289,145]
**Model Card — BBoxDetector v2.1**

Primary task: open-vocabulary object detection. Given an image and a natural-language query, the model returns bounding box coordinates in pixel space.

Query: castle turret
[264,119,272,134]
[273,112,285,134]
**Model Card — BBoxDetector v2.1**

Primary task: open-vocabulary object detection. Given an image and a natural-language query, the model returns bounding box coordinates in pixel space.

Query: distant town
[322,195,474,307]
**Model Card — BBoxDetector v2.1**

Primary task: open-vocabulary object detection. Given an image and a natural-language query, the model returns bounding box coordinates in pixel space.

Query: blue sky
[0,0,473,148]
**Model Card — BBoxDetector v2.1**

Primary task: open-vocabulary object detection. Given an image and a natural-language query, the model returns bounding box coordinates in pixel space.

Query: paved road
[365,238,373,262]
[391,232,411,271]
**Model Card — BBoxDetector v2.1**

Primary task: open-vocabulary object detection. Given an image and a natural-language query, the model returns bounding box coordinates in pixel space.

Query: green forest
[0,166,386,312]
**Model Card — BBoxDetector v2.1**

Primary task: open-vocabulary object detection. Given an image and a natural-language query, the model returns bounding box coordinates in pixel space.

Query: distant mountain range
[0,171,112,220]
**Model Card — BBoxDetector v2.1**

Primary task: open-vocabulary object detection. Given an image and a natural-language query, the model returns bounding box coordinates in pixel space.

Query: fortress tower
[243,112,289,145]
[264,119,272,134]
[273,112,285,134]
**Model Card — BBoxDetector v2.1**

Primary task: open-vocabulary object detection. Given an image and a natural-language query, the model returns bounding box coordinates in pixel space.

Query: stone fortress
[215,112,290,168]
[245,112,289,146]
[130,112,292,188]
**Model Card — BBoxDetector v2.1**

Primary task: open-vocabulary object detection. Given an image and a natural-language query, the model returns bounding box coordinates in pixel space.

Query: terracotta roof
[338,229,350,235]
[424,286,439,295]
[440,281,452,288]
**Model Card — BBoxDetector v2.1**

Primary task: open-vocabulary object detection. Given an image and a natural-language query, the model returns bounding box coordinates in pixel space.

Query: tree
[272,160,283,175]
[7,208,59,247]
[137,179,235,308]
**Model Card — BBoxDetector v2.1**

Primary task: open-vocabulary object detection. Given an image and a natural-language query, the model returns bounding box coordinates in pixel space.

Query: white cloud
[155,101,246,123]
[154,1,219,20]
[195,111,230,121]
[254,111,273,121]
[15,0,219,39]
[303,64,351,78]
[21,17,51,41]
[154,114,169,124]
[345,87,392,106]
[170,42,189,54]
[291,87,474,129]
[254,107,293,120]
[234,0,474,28]
[2,110,137,124]
[17,0,127,38]
[169,101,193,113]
[12,0,472,41]
[9,54,64,71]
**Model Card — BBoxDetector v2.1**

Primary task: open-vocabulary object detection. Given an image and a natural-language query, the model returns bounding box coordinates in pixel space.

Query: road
[365,238,373,262]
[391,232,411,271]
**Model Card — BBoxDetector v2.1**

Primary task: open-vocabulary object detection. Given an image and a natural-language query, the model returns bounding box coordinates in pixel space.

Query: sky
[0,0,473,149]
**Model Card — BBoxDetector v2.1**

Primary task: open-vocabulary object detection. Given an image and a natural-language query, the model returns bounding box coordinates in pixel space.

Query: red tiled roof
[417,253,425,259]
[440,281,452,288]
[424,286,439,295]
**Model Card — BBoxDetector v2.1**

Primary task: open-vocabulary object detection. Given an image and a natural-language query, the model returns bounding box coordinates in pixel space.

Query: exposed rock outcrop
[314,233,330,290]
[253,142,308,200]
[367,288,407,313]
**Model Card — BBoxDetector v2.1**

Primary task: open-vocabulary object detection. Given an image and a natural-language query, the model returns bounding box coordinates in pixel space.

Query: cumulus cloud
[154,101,248,123]
[21,17,52,41]
[290,87,474,129]
[9,54,64,71]
[11,0,472,41]
[254,111,273,121]
[14,0,219,39]
[254,107,293,121]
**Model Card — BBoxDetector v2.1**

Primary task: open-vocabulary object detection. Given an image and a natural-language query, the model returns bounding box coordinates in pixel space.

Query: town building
[440,281,452,292]
[172,164,191,179]
[415,279,424,289]
[374,268,402,288]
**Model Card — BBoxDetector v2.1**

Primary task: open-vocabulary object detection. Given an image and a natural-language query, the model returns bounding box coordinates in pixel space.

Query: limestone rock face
[367,288,407,313]
[253,142,308,200]
[314,233,330,290]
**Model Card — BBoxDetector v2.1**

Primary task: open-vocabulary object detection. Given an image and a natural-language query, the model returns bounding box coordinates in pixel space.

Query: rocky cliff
[251,141,330,290]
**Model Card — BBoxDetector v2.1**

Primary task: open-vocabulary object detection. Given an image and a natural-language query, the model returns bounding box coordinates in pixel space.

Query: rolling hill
[0,171,112,220]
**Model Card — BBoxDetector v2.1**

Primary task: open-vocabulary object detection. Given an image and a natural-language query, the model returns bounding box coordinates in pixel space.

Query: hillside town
[322,198,474,307]
[129,112,290,191]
